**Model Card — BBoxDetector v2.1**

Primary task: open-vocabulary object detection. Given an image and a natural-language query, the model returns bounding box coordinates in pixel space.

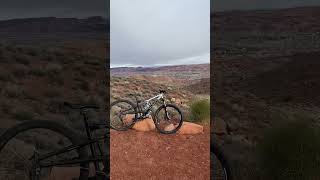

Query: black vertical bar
[105,0,111,179]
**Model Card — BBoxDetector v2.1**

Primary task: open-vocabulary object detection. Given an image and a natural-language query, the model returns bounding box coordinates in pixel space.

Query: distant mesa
[0,16,109,40]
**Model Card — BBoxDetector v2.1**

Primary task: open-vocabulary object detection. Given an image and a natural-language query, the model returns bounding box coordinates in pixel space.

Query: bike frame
[36,110,108,176]
[135,93,165,117]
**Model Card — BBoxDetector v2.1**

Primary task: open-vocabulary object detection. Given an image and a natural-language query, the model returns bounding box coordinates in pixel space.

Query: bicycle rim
[154,104,183,134]
[211,151,229,180]
[0,125,88,180]
[110,100,136,130]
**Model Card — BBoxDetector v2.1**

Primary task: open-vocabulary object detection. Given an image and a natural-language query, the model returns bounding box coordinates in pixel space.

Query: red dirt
[110,125,210,180]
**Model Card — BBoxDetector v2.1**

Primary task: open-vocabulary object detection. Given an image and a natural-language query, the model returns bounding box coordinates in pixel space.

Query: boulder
[123,114,135,124]
[132,118,155,131]
[177,122,204,135]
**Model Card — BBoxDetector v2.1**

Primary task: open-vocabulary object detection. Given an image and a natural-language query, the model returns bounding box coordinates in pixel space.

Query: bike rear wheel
[211,143,232,180]
[153,104,183,134]
[110,100,137,131]
[0,120,89,180]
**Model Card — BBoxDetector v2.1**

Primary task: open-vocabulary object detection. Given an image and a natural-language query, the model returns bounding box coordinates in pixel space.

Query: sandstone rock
[177,122,204,135]
[132,118,155,131]
[213,117,227,135]
[123,114,135,124]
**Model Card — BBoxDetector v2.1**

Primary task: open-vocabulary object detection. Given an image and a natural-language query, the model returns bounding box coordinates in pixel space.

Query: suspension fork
[162,99,170,119]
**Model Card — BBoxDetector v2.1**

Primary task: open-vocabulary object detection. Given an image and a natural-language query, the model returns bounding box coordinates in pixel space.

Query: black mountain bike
[0,102,108,180]
[211,139,233,180]
[110,90,183,134]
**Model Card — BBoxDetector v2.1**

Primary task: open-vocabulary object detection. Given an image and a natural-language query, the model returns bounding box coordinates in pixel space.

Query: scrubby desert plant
[25,47,38,56]
[45,63,63,75]
[13,54,30,65]
[13,66,27,78]
[189,99,210,122]
[12,108,35,121]
[44,88,61,98]
[257,115,320,180]
[29,68,46,77]
[0,70,14,82]
[2,84,24,98]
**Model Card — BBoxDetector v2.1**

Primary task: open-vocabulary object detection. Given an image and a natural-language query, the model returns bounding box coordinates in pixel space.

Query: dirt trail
[110,125,210,180]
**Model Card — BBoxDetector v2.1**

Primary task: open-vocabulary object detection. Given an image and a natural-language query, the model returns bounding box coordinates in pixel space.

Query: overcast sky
[111,0,210,67]
[0,0,108,20]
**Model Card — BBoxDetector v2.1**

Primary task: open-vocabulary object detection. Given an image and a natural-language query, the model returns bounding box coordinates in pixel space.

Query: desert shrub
[81,95,103,106]
[53,50,64,57]
[45,63,63,75]
[45,63,64,85]
[80,69,95,77]
[12,108,35,121]
[44,55,55,62]
[2,84,24,98]
[29,68,46,77]
[84,59,101,66]
[13,66,27,78]
[25,48,38,56]
[1,99,14,114]
[44,88,61,98]
[0,70,14,82]
[50,74,64,85]
[5,45,16,52]
[0,47,4,59]
[13,54,30,65]
[189,99,210,122]
[78,81,90,91]
[257,116,320,180]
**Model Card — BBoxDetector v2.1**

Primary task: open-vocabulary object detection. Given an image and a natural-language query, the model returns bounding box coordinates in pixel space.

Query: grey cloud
[111,0,210,67]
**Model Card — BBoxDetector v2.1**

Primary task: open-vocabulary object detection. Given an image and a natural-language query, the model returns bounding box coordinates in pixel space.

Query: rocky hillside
[0,16,108,42]
[212,6,320,58]
[111,63,210,80]
[212,6,320,179]
[0,16,108,132]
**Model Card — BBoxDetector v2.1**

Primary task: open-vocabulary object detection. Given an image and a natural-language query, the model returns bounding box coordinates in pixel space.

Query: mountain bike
[0,102,108,180]
[110,90,183,134]
[211,139,233,180]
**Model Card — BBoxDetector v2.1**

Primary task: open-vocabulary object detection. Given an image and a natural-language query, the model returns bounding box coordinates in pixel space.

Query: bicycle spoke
[154,104,183,134]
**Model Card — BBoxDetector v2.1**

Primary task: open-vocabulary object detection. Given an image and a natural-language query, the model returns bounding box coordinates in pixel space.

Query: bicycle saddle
[63,101,100,110]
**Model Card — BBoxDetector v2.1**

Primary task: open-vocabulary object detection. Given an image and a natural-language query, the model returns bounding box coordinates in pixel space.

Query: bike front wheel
[0,120,90,180]
[153,104,183,134]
